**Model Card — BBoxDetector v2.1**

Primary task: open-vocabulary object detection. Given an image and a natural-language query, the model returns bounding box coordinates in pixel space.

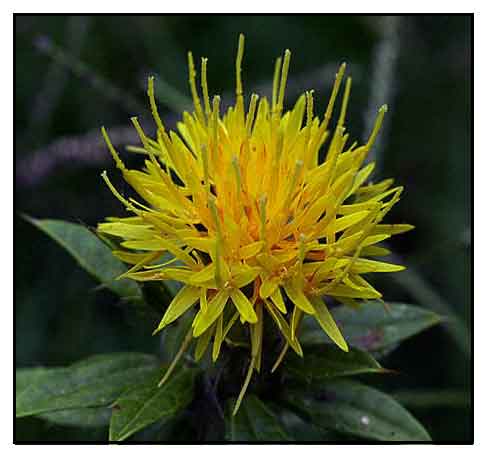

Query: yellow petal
[327,282,382,299]
[112,250,161,265]
[183,236,215,253]
[190,264,215,284]
[269,287,287,314]
[349,258,405,274]
[154,285,200,333]
[310,297,348,352]
[193,289,230,337]
[283,281,315,314]
[98,222,154,240]
[126,267,193,283]
[332,210,370,233]
[260,276,280,299]
[361,246,391,257]
[232,266,261,288]
[370,224,415,236]
[230,288,258,323]
[239,241,264,259]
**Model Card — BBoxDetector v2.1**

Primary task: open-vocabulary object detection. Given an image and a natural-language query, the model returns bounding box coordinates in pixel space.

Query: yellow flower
[98,34,412,415]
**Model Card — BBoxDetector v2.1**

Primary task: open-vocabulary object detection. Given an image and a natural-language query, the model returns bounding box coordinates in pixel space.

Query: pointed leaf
[300,301,442,353]
[270,287,287,313]
[40,407,112,428]
[155,285,200,332]
[16,353,159,417]
[283,282,315,314]
[17,367,112,427]
[284,380,431,441]
[193,289,229,337]
[225,395,290,441]
[260,276,279,299]
[349,258,405,274]
[25,217,141,299]
[283,345,383,383]
[109,367,198,441]
[280,409,344,441]
[310,297,348,352]
[230,288,258,323]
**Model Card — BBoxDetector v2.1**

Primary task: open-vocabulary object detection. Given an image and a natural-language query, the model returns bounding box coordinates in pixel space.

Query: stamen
[187,51,205,124]
[101,171,135,212]
[235,33,245,99]
[304,91,314,165]
[101,127,126,172]
[277,49,291,114]
[306,90,314,128]
[131,117,169,182]
[338,77,352,127]
[201,57,211,120]
[212,95,221,139]
[210,95,221,166]
[245,93,259,137]
[271,56,282,111]
[235,34,245,123]
[322,62,346,131]
[130,116,151,151]
[367,104,388,148]
[147,76,165,133]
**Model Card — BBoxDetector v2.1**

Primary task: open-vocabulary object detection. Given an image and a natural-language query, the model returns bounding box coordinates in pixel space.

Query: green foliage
[280,409,343,441]
[300,301,442,353]
[40,407,112,428]
[16,353,158,417]
[24,217,141,299]
[284,345,385,383]
[284,380,431,442]
[225,395,290,441]
[109,367,198,441]
[16,217,444,442]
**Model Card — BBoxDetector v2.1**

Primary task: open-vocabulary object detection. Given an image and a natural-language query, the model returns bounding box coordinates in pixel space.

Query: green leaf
[39,407,112,428]
[280,409,344,441]
[300,301,441,352]
[225,395,290,442]
[16,368,112,427]
[109,367,198,441]
[16,353,159,417]
[284,380,431,441]
[25,217,141,299]
[283,344,384,383]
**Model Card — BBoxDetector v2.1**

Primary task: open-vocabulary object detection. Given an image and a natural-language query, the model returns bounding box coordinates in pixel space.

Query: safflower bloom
[98,34,412,414]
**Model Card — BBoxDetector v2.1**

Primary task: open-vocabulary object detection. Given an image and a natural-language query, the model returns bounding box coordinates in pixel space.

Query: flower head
[98,34,412,414]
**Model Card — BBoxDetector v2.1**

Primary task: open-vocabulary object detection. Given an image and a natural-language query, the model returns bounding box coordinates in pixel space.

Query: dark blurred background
[15,15,472,442]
